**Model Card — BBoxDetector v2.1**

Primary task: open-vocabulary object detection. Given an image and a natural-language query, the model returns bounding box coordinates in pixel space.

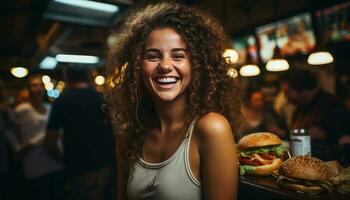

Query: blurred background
[0,0,350,200]
[0,0,349,98]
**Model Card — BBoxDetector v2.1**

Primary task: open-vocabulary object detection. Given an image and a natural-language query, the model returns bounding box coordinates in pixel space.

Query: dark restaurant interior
[1,0,350,200]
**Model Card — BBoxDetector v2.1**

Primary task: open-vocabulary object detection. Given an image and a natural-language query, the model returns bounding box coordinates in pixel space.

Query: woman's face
[142,28,191,102]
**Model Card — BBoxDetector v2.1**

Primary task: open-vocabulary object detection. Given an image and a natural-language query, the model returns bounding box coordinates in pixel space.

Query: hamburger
[277,156,334,194]
[331,166,350,193]
[237,132,286,176]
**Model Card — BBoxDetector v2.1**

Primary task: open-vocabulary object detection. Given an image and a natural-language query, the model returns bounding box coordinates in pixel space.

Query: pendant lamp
[265,45,289,72]
[307,34,333,65]
[240,47,260,77]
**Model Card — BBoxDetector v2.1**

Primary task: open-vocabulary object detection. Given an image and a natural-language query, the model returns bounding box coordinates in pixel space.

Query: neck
[30,96,42,105]
[29,96,43,109]
[154,95,187,134]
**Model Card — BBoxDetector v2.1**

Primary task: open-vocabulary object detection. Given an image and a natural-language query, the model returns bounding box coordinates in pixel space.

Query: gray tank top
[127,120,202,200]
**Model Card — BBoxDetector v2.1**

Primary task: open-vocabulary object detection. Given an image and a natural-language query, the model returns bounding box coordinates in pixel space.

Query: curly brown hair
[105,2,241,174]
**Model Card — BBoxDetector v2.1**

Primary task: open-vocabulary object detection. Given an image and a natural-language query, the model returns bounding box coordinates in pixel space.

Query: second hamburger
[277,156,334,194]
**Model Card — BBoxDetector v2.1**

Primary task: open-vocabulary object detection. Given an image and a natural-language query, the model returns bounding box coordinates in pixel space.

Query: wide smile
[153,76,180,89]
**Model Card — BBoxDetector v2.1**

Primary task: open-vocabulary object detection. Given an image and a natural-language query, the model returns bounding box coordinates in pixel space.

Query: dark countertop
[238,175,350,200]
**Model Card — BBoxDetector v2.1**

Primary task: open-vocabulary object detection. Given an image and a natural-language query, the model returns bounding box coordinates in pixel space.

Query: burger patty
[277,174,333,193]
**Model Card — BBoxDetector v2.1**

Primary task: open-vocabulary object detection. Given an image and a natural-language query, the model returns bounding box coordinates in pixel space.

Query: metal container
[290,128,311,157]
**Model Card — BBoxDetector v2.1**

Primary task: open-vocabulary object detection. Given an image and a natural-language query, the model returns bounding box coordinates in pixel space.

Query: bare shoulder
[195,112,234,142]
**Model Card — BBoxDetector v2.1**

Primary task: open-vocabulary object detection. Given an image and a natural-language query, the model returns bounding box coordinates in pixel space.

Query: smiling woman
[142,28,192,102]
[105,2,241,200]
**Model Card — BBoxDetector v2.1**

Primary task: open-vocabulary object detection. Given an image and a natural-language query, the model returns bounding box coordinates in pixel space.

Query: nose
[157,57,173,74]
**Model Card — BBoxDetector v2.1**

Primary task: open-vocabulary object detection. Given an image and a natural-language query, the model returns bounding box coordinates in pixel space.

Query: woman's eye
[145,54,160,61]
[172,54,185,60]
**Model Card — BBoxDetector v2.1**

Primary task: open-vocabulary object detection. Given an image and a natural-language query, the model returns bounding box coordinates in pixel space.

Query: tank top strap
[184,117,198,138]
[184,117,201,187]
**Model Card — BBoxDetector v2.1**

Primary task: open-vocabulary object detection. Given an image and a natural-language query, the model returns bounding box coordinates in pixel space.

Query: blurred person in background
[45,66,116,200]
[0,80,27,200]
[14,75,64,200]
[14,88,29,107]
[0,79,11,200]
[0,80,9,175]
[274,75,296,129]
[282,68,350,162]
[241,89,287,138]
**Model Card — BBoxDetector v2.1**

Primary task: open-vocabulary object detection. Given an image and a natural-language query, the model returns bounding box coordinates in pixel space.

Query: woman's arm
[197,112,238,200]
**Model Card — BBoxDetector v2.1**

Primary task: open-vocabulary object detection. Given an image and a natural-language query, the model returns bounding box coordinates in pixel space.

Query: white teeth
[157,77,177,83]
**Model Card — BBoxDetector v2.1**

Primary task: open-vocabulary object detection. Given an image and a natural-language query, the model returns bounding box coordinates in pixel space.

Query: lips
[153,76,180,89]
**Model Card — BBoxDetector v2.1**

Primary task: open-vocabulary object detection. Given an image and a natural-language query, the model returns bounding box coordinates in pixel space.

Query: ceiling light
[265,45,289,72]
[307,51,334,65]
[45,82,54,91]
[266,59,289,72]
[54,0,119,13]
[47,89,60,98]
[56,54,99,64]
[42,75,51,84]
[40,56,57,69]
[307,20,334,66]
[223,49,239,65]
[239,65,260,77]
[95,75,105,85]
[11,67,28,78]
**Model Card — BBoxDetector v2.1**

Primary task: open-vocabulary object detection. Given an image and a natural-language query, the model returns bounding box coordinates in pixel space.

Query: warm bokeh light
[11,67,28,78]
[265,59,289,72]
[239,64,260,77]
[95,75,105,85]
[45,82,54,91]
[42,75,51,84]
[223,49,239,65]
[227,68,238,78]
[56,81,65,92]
[307,51,334,65]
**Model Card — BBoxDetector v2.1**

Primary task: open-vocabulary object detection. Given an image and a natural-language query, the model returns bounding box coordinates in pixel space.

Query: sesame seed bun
[238,132,282,150]
[279,156,333,181]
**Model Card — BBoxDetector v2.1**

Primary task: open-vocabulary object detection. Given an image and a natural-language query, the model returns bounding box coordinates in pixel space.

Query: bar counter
[238,175,350,200]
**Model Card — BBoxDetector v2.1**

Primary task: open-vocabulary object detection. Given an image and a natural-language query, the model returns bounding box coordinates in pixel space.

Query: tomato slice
[239,157,263,166]
[258,153,276,160]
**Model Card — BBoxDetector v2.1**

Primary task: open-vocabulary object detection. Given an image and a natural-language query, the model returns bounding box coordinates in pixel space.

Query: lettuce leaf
[240,145,286,157]
[239,165,254,176]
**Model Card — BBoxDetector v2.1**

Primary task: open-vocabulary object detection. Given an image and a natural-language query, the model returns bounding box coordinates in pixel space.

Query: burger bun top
[279,156,334,181]
[238,132,282,150]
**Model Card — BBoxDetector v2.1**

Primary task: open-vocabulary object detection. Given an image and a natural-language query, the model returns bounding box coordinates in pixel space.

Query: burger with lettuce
[237,132,286,176]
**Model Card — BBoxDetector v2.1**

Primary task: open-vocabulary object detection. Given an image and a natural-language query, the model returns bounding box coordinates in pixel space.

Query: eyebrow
[144,48,187,54]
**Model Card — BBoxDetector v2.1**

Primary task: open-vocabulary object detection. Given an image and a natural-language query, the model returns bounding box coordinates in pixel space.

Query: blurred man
[282,69,350,161]
[15,75,63,200]
[44,66,115,200]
